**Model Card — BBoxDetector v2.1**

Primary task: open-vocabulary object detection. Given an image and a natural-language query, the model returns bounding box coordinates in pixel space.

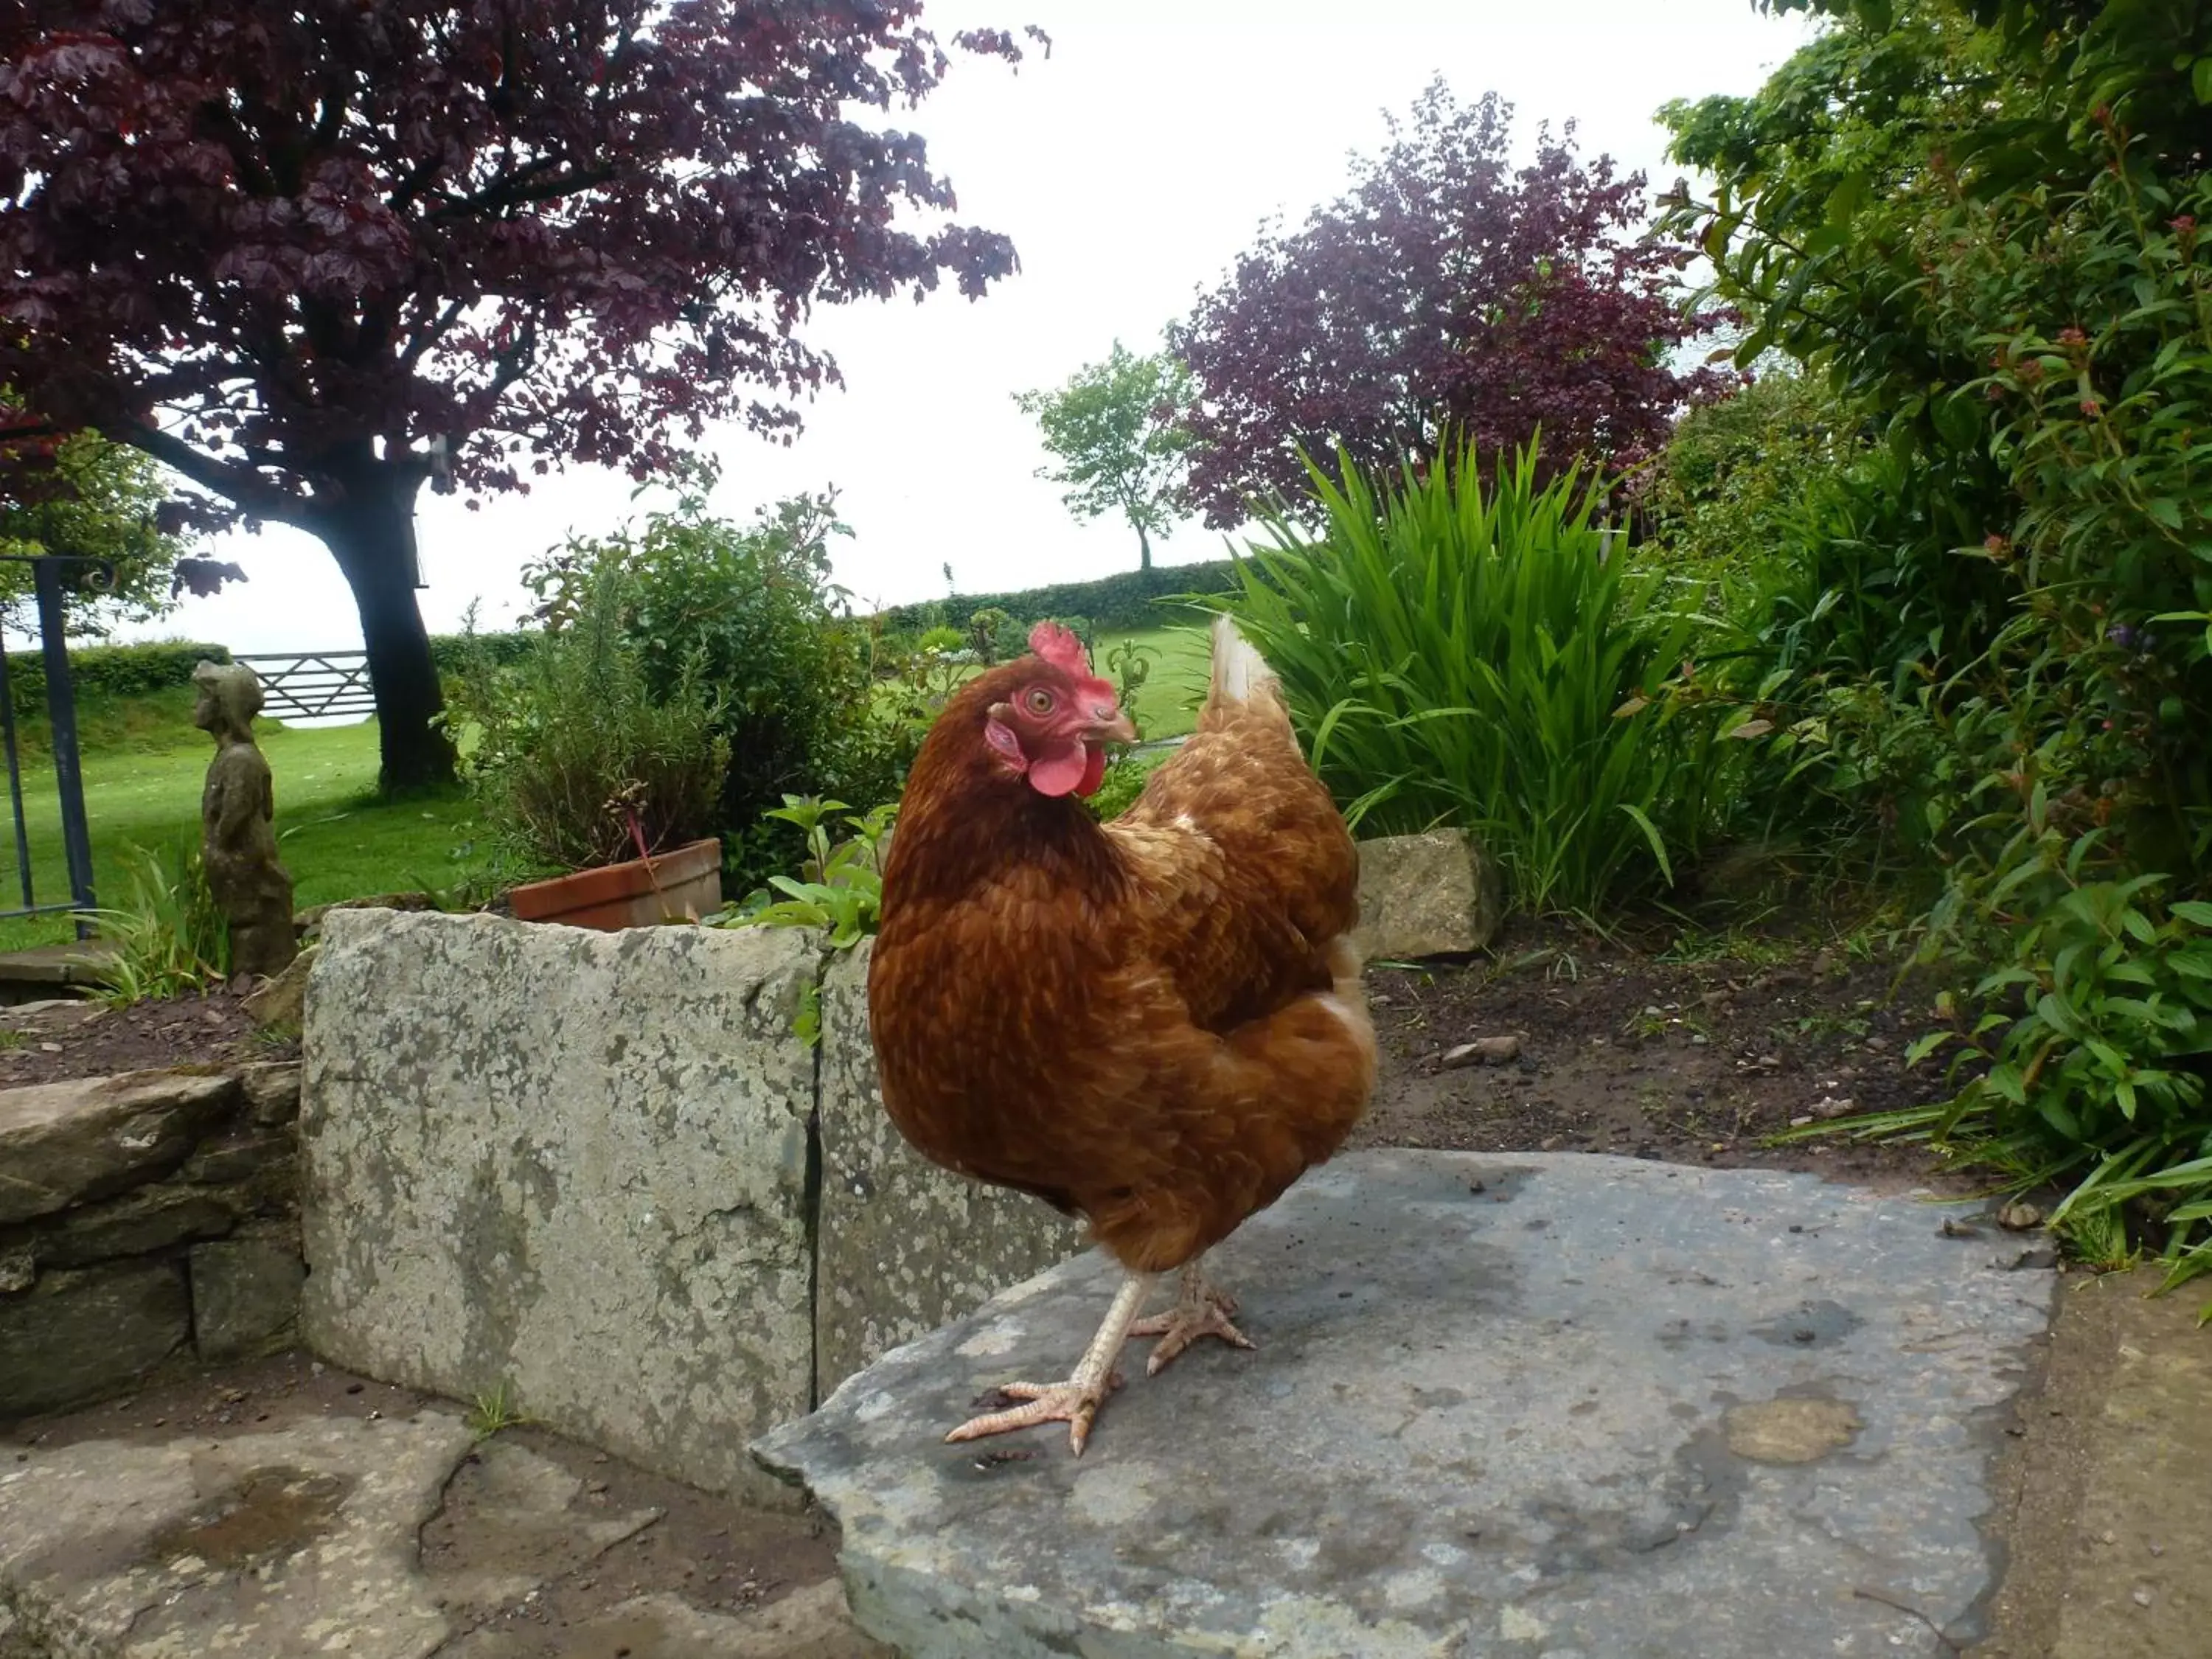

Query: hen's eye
[1025,688,1055,714]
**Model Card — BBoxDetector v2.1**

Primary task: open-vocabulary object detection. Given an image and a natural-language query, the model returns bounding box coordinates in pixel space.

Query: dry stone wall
[0,1062,304,1419]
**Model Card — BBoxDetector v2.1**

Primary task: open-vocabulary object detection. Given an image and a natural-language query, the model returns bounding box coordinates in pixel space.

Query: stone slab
[0,1074,240,1225]
[1353,831,1503,963]
[756,1150,2056,1659]
[35,1188,238,1270]
[815,944,1087,1398]
[0,1408,477,1658]
[301,910,821,1502]
[440,1582,889,1659]
[420,1438,661,1621]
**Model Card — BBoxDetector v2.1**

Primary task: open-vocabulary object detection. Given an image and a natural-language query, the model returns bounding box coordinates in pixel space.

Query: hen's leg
[947,1271,1152,1456]
[1131,1255,1254,1376]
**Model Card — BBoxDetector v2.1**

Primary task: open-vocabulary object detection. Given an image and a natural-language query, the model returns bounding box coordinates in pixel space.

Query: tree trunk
[315,464,456,792]
[1135,521,1152,571]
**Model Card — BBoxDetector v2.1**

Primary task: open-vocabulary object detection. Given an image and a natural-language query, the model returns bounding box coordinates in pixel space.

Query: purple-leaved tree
[0,1,1040,787]
[1174,83,1724,526]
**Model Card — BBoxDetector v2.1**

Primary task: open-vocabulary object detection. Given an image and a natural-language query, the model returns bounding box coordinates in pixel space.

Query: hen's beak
[1085,706,1138,745]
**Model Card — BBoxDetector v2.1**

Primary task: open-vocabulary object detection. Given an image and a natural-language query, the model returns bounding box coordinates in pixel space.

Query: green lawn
[0,720,487,952]
[1107,624,1213,741]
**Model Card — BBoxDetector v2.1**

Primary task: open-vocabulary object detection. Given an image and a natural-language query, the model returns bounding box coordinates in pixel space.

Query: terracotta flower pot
[508,837,723,931]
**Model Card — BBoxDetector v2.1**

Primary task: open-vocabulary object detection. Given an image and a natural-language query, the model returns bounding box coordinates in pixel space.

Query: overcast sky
[125,0,1813,655]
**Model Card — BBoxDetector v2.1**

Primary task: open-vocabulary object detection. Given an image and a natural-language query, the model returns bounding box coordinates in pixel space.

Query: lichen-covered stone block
[301,910,821,1500]
[814,942,1086,1397]
[1352,829,1503,961]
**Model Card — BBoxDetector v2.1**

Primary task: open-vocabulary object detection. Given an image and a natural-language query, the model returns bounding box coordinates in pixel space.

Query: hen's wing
[1102,617,1359,1031]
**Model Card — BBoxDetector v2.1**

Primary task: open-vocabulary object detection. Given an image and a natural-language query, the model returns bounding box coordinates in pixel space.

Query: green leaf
[2194,56,2212,105]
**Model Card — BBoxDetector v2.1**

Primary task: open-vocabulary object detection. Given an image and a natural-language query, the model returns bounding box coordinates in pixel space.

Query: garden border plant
[1218,440,1741,917]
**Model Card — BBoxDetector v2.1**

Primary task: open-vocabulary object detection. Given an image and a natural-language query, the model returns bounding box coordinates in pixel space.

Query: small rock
[1688,1033,1709,1047]
[1756,1054,1783,1071]
[1788,1115,1814,1127]
[38,1041,62,1054]
[1811,1095,1857,1120]
[1997,1201,2045,1231]
[2133,1588,2152,1607]
[1440,1034,1520,1068]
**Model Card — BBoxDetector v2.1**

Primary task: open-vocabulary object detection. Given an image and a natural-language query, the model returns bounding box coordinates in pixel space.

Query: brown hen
[868,616,1376,1453]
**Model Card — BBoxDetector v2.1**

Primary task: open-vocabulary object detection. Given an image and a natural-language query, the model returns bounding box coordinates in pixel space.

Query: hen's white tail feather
[1209,614,1274,705]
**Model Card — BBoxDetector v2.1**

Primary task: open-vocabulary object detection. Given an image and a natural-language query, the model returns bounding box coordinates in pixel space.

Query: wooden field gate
[234,651,376,722]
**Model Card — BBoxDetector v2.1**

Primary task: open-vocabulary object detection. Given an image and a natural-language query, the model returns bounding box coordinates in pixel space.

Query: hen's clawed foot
[947,1373,1124,1455]
[945,1271,1154,1456]
[1132,1259,1255,1376]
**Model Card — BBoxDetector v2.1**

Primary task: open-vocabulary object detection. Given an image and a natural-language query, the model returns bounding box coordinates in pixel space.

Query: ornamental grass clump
[1222,442,1729,914]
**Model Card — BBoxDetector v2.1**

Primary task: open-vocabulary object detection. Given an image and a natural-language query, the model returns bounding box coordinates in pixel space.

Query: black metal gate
[0,554,104,938]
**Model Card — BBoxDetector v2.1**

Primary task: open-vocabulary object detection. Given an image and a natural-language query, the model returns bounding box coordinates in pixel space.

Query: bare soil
[1352,917,1969,1194]
[0,983,293,1085]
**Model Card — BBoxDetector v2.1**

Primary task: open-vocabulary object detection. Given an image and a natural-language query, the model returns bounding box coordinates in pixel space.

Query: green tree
[0,426,195,639]
[1015,341,1194,571]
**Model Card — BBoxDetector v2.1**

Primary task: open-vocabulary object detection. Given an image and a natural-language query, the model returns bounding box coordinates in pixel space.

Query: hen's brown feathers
[869,623,1375,1273]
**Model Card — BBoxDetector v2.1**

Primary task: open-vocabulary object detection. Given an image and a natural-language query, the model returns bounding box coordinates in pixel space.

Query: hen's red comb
[1029,619,1092,675]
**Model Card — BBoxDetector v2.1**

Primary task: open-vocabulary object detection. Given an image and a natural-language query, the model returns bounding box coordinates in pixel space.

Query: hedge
[0,632,542,732]
[4,639,232,714]
[872,557,1242,636]
[430,629,538,673]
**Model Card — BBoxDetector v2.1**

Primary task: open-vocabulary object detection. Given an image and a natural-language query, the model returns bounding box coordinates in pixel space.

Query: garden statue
[192,660,296,978]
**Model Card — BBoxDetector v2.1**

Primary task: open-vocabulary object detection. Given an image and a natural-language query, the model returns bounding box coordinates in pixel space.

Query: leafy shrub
[1670,0,2212,1284]
[1085,753,1157,823]
[1639,371,1864,582]
[1222,443,1731,914]
[429,630,536,674]
[88,841,230,1005]
[444,555,728,872]
[967,606,1020,664]
[525,492,900,886]
[719,795,895,950]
